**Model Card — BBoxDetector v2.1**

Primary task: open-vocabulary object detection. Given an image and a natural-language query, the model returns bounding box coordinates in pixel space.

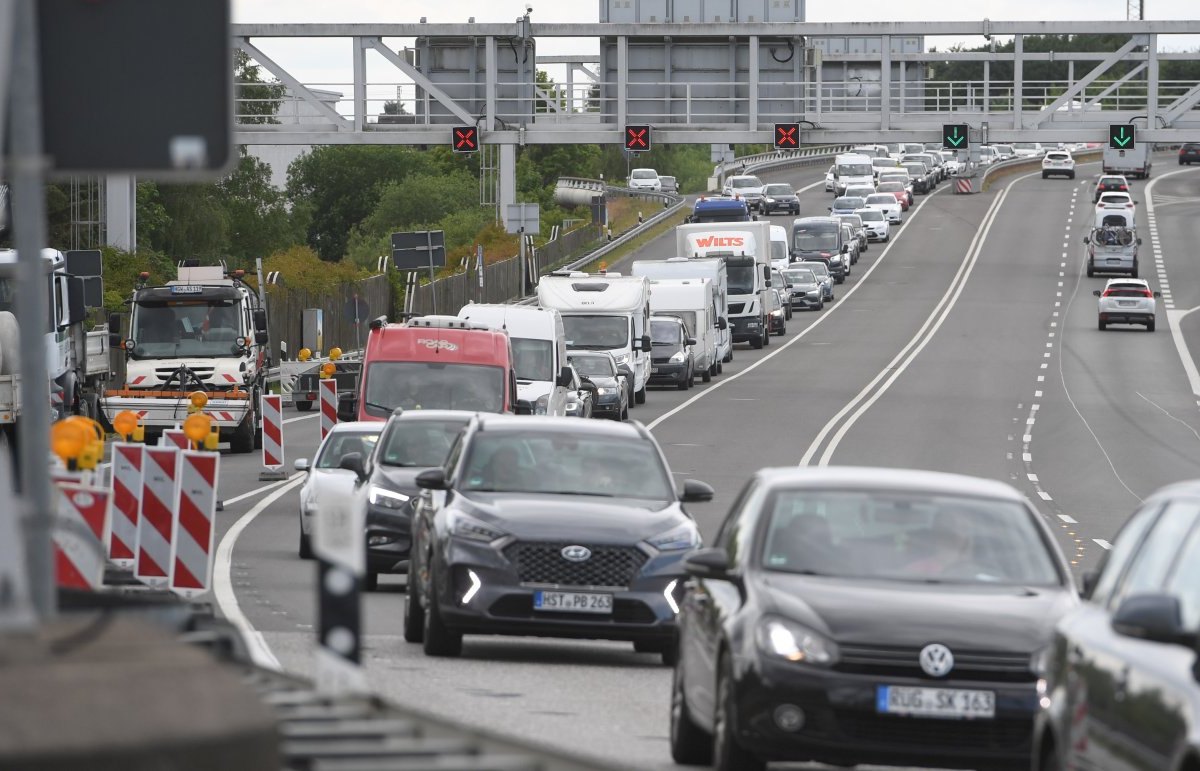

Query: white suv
[628,168,662,191]
[1094,278,1159,332]
[1042,151,1076,179]
[722,174,766,206]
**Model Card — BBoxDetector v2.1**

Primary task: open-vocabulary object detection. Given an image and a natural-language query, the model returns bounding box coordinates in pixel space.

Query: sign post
[314,494,367,696]
[504,204,541,295]
[391,230,447,313]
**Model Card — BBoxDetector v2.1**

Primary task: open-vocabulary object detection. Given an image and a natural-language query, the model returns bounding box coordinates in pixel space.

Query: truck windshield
[562,315,629,350]
[692,208,749,223]
[131,301,244,358]
[362,362,504,416]
[0,277,14,313]
[726,257,757,295]
[770,241,788,262]
[793,226,838,252]
[837,163,873,176]
[511,337,554,382]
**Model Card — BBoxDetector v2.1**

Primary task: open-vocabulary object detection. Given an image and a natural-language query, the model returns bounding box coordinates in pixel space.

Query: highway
[205,157,1200,769]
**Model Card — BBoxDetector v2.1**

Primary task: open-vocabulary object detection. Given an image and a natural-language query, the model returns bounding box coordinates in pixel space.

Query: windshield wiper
[363,400,392,413]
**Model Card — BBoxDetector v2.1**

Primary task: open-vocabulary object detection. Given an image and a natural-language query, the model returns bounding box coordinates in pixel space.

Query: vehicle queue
[289,147,1198,771]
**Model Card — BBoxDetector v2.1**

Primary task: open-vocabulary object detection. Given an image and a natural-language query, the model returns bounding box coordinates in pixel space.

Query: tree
[135,182,169,252]
[378,99,414,125]
[218,148,298,263]
[235,49,286,125]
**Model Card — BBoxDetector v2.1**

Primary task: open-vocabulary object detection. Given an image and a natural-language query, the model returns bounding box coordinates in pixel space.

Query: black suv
[1180,143,1200,165]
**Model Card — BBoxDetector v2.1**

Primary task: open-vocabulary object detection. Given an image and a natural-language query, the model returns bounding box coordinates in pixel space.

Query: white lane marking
[1136,391,1200,443]
[646,183,948,431]
[801,176,1024,466]
[1093,539,1113,550]
[1059,514,1078,524]
[1038,491,1053,501]
[1147,169,1200,394]
[1023,453,1033,462]
[222,471,305,507]
[1027,473,1039,482]
[213,476,305,671]
[284,412,320,424]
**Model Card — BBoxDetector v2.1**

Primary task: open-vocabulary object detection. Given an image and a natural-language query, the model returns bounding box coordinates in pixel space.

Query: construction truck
[101,265,269,452]
[0,248,111,448]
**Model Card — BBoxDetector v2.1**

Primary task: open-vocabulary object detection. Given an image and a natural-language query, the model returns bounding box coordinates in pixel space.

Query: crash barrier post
[314,495,366,696]
[136,446,179,588]
[260,394,287,481]
[319,378,337,441]
[110,443,144,568]
[170,451,219,599]
[955,177,974,194]
[53,482,111,589]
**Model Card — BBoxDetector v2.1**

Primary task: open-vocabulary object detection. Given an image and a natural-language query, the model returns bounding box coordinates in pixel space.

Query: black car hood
[373,465,429,494]
[760,573,1076,652]
[456,492,683,542]
[584,374,620,389]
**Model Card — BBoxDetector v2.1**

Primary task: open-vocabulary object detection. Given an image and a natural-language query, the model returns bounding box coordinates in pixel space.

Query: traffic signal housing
[624,124,651,152]
[1109,124,1135,150]
[774,123,800,150]
[452,125,479,153]
[942,123,968,149]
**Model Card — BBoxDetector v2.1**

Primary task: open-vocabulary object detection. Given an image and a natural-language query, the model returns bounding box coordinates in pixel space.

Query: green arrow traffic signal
[942,123,969,149]
[1109,124,1136,149]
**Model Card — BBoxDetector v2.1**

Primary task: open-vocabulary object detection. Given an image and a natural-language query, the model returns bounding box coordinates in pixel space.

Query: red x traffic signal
[624,124,651,152]
[774,123,800,149]
[452,125,479,153]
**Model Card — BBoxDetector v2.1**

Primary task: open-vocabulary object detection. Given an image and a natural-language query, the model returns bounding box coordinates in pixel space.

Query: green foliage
[262,245,368,294]
[150,182,230,261]
[218,148,299,263]
[98,247,178,314]
[235,49,286,125]
[45,185,70,247]
[136,183,169,252]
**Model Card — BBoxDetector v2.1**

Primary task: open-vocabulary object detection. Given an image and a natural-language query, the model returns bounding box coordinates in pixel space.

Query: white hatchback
[1095,191,1137,228]
[855,207,891,242]
[1042,151,1076,179]
[295,422,382,558]
[628,168,662,191]
[1094,278,1159,332]
[863,193,903,223]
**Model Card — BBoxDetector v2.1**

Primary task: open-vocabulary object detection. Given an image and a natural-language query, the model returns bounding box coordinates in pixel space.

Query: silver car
[793,260,835,301]
[1094,278,1160,332]
[836,213,868,254]
[830,196,866,217]
[782,267,825,311]
[295,422,382,559]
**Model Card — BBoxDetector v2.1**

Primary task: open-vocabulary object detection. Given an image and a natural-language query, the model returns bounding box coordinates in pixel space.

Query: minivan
[791,217,850,283]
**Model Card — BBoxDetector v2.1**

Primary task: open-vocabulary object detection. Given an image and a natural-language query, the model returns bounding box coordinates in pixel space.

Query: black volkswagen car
[670,467,1077,771]
[341,409,473,590]
[1033,479,1200,771]
[567,351,629,421]
[404,415,713,661]
[758,183,800,215]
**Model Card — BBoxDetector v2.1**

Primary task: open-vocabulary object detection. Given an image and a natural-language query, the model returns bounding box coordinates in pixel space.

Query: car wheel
[1038,740,1063,771]
[404,561,425,643]
[1069,171,1076,179]
[883,234,890,242]
[702,365,713,383]
[678,367,690,390]
[817,298,825,311]
[422,577,463,657]
[785,305,792,320]
[751,333,763,350]
[835,275,845,284]
[364,571,379,592]
[1042,171,1049,179]
[299,530,313,560]
[294,401,312,412]
[713,651,766,771]
[1086,260,1095,277]
[762,326,770,347]
[1099,319,1107,331]
[1148,319,1156,332]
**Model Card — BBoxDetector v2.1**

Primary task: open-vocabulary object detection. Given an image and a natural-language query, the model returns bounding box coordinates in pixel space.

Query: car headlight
[613,353,629,365]
[449,511,507,543]
[763,197,775,203]
[646,522,700,551]
[755,617,839,666]
[596,386,617,396]
[669,350,686,364]
[830,255,843,265]
[368,485,410,509]
[771,308,783,317]
[533,394,550,415]
[1030,644,1053,677]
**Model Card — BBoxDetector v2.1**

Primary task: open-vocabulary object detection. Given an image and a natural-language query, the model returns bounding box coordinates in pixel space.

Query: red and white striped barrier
[110,443,143,568]
[260,394,286,480]
[319,378,338,441]
[136,446,179,588]
[170,451,220,598]
[955,177,973,194]
[162,429,190,450]
[53,482,111,589]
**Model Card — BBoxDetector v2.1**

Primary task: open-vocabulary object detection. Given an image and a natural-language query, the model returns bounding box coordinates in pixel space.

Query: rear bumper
[100,396,251,428]
[1099,311,1154,325]
[730,315,765,342]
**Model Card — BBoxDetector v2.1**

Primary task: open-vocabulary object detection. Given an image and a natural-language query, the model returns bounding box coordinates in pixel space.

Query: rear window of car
[631,169,657,179]
[1046,153,1070,160]
[731,177,762,188]
[866,194,895,205]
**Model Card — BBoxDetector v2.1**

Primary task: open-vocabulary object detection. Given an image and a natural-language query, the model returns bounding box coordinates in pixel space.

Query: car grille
[835,644,1036,683]
[155,366,215,383]
[504,542,647,589]
[728,303,746,314]
[834,712,1032,751]
[488,594,657,624]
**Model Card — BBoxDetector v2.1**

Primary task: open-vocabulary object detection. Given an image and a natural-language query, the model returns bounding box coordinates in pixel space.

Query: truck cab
[675,222,773,350]
[457,304,572,416]
[357,315,518,421]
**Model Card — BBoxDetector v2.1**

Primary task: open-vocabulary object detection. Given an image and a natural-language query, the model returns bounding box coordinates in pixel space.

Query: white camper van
[536,273,652,407]
[647,278,719,382]
[456,304,572,416]
[632,257,731,369]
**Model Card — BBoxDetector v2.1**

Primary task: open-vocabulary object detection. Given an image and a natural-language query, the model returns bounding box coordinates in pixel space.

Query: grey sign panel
[391,231,445,251]
[37,0,233,178]
[392,247,447,271]
[504,203,540,235]
[64,250,103,277]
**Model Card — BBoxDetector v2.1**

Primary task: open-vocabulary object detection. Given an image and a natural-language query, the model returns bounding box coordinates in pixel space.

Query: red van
[357,316,517,421]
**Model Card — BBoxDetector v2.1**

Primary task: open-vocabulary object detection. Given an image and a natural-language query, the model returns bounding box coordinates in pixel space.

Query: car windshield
[872,159,896,168]
[858,209,884,221]
[731,177,762,189]
[461,432,674,499]
[833,197,864,210]
[567,354,616,377]
[511,337,554,382]
[837,163,873,176]
[378,419,466,467]
[657,311,697,337]
[316,431,379,469]
[866,194,895,205]
[726,257,757,295]
[784,269,816,284]
[650,319,682,345]
[758,489,1062,585]
[631,169,656,179]
[793,225,838,252]
[363,362,504,415]
[877,182,904,192]
[131,301,244,358]
[903,164,926,175]
[770,240,789,262]
[562,315,629,350]
[795,262,829,278]
[764,184,793,195]
[838,215,862,228]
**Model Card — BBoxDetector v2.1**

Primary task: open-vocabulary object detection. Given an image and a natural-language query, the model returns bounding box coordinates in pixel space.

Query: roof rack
[408,315,492,331]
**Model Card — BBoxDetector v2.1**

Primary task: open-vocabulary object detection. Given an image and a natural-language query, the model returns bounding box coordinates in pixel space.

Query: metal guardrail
[977,147,1104,190]
[559,187,687,273]
[715,144,856,181]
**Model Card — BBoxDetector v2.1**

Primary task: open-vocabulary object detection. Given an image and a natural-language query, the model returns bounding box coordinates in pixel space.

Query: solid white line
[646,183,948,431]
[1093,539,1113,550]
[221,471,305,507]
[283,412,320,424]
[1146,169,1200,399]
[1058,514,1078,524]
[213,476,305,671]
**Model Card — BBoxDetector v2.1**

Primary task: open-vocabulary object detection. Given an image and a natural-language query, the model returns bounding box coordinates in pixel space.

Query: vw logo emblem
[919,643,955,678]
[561,545,592,563]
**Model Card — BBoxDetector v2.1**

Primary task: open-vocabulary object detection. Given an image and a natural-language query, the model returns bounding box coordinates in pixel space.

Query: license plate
[876,685,995,719]
[651,367,660,374]
[1118,300,1137,307]
[534,591,613,614]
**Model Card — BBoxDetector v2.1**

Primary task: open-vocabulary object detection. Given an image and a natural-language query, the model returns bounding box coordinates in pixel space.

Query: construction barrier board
[170,451,219,598]
[110,442,144,567]
[319,378,337,441]
[53,482,111,590]
[136,446,179,587]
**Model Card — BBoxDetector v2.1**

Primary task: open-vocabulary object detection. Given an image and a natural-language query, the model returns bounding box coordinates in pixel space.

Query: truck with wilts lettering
[674,221,773,350]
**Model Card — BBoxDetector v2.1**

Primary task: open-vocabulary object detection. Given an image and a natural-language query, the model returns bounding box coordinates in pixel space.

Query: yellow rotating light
[183,413,212,446]
[320,362,336,379]
[50,420,89,466]
[113,410,139,440]
[189,391,209,410]
[297,348,312,362]
[328,347,343,361]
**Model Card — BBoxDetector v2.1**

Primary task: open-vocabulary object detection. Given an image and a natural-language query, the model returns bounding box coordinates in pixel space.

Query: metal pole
[9,0,56,618]
[519,225,527,295]
[426,230,437,314]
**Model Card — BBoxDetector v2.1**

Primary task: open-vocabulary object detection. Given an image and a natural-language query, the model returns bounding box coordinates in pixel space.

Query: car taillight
[1142,289,1153,298]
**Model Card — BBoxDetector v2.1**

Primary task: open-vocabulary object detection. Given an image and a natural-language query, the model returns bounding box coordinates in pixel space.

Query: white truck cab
[832,153,876,196]
[675,221,773,350]
[457,303,572,416]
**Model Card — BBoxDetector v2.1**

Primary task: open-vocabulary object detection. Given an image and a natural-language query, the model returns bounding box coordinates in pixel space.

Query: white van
[769,225,791,271]
[456,304,572,416]
[632,257,731,369]
[831,153,875,196]
[648,278,719,382]
[537,274,652,406]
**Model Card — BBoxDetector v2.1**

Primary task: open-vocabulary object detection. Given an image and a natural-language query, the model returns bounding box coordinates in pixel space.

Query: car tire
[702,365,713,383]
[228,410,256,454]
[762,326,770,347]
[294,401,312,412]
[404,562,425,643]
[620,405,629,421]
[1148,319,1156,332]
[1131,261,1139,279]
[785,305,792,321]
[678,367,690,390]
[422,580,463,657]
[817,298,825,311]
[713,651,766,771]
[1069,171,1076,179]
[635,387,647,405]
[751,333,763,350]
[670,662,713,765]
[883,234,890,242]
[299,530,313,560]
[364,571,379,592]
[1086,260,1095,277]
[1042,171,1049,179]
[1099,319,1107,331]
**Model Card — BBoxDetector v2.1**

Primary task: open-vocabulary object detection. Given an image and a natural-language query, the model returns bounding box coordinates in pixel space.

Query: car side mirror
[338,452,367,483]
[1112,593,1197,647]
[415,468,448,491]
[684,547,731,579]
[765,279,772,288]
[556,366,573,388]
[641,335,652,352]
[515,399,534,415]
[294,458,310,473]
[685,337,697,347]
[579,378,598,395]
[253,308,268,333]
[1082,236,1090,244]
[841,245,849,254]
[680,479,714,503]
[1093,290,1102,297]
[718,317,728,330]
[1155,291,1163,298]
[827,207,832,212]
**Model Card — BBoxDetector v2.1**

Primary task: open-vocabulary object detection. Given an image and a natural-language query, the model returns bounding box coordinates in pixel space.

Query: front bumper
[730,315,764,343]
[761,199,800,214]
[365,505,412,575]
[649,361,689,384]
[730,656,1038,769]
[790,291,823,309]
[100,396,251,430]
[591,397,623,418]
[864,227,888,241]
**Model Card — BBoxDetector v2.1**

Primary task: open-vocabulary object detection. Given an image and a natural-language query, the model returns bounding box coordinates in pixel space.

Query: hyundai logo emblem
[919,643,955,678]
[561,545,592,562]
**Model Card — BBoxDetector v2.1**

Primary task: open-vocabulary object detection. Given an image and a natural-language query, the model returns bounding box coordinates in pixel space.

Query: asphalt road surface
[204,156,1200,770]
